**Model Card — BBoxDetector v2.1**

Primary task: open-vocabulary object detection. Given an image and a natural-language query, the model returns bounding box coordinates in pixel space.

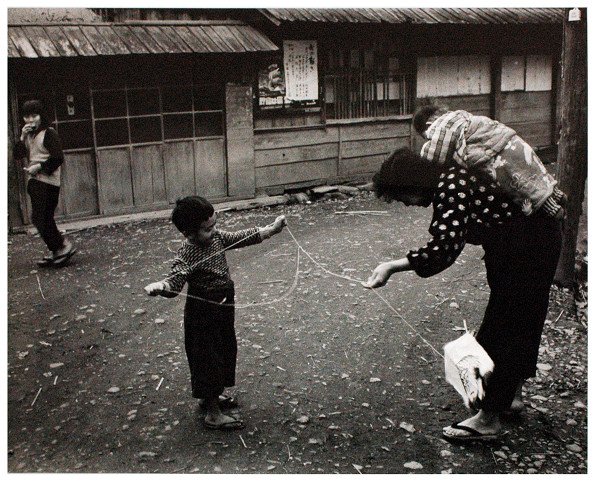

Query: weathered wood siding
[194,138,227,200]
[498,90,553,148]
[131,144,167,206]
[96,148,134,215]
[226,84,255,198]
[254,111,323,130]
[338,121,410,177]
[428,94,491,116]
[417,55,491,98]
[254,119,411,192]
[163,141,196,204]
[60,151,99,218]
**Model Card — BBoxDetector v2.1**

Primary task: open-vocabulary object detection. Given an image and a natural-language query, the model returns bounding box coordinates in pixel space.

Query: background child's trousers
[184,286,236,399]
[478,135,557,214]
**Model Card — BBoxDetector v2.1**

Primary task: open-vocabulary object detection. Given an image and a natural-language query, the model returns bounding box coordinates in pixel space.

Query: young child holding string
[144,195,286,430]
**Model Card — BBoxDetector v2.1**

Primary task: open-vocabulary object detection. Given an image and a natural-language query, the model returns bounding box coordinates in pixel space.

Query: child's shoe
[540,195,566,220]
[52,240,77,267]
[36,252,54,268]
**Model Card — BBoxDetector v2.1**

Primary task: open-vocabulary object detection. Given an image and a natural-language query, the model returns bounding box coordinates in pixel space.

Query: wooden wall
[417,55,491,98]
[498,90,553,148]
[254,118,411,193]
[254,111,323,130]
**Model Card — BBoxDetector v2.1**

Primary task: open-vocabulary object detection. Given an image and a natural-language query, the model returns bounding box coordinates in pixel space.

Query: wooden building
[7,8,565,229]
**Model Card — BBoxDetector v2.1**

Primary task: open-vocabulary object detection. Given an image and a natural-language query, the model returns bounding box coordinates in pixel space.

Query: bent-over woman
[363,147,562,442]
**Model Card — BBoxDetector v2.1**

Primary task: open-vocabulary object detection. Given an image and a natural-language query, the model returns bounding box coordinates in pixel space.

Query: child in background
[144,196,286,430]
[14,99,77,267]
[413,104,567,219]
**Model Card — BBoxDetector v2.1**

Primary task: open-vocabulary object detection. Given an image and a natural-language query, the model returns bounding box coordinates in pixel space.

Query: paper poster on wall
[283,40,318,102]
[258,63,286,108]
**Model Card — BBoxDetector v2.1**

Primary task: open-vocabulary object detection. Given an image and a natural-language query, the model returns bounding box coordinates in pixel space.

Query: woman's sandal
[36,254,54,268]
[52,247,77,268]
[442,422,501,443]
[204,416,245,431]
[199,395,239,411]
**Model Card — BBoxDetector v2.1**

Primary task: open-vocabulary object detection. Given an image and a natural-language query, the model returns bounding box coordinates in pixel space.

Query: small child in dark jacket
[144,195,286,430]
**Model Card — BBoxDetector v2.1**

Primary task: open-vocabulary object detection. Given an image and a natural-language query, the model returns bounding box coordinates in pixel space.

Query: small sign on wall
[283,40,318,102]
[66,95,75,116]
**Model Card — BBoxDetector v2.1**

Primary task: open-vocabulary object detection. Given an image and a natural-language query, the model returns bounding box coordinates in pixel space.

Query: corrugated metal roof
[260,8,565,25]
[7,20,278,59]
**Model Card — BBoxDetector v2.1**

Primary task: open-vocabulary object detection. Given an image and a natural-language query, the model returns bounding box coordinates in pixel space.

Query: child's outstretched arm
[259,215,287,240]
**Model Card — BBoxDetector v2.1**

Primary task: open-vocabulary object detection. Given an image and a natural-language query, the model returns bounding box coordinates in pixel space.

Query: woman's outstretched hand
[272,214,287,233]
[361,262,395,289]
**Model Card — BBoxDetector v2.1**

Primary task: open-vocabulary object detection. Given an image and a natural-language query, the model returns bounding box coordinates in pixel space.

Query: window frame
[323,47,416,121]
[90,82,225,150]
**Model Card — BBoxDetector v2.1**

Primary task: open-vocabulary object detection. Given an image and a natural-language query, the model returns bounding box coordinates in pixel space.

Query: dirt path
[7,194,587,473]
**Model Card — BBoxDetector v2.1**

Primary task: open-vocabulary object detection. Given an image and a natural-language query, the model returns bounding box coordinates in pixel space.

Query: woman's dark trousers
[477,213,562,412]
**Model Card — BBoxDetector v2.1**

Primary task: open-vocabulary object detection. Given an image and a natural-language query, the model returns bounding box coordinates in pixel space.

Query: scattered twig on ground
[334,211,389,216]
[36,275,46,301]
[553,310,564,324]
[31,387,42,407]
[156,377,164,391]
[580,319,587,329]
[171,453,201,473]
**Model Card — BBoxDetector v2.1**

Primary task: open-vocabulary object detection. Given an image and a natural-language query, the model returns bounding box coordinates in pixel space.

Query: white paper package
[444,332,494,409]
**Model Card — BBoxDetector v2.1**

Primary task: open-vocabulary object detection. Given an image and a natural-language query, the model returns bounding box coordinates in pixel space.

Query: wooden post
[489,54,502,121]
[225,83,256,199]
[7,78,27,229]
[554,8,587,287]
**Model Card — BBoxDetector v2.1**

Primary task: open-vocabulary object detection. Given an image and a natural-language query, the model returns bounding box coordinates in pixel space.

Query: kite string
[150,222,443,357]
[170,246,301,309]
[284,226,444,359]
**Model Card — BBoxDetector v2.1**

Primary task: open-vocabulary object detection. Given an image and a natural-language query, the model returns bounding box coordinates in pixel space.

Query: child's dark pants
[27,178,64,252]
[184,286,237,399]
[476,212,562,412]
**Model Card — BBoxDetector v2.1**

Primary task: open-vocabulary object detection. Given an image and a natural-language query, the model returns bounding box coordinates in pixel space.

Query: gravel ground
[7,192,588,474]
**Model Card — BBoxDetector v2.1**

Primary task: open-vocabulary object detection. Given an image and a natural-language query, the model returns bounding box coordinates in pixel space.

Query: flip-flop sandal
[36,255,54,268]
[502,404,525,417]
[52,247,77,267]
[442,422,500,443]
[199,395,239,411]
[218,395,238,409]
[204,417,245,431]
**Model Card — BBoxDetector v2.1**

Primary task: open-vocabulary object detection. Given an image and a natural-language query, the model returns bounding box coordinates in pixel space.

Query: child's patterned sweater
[163,228,262,295]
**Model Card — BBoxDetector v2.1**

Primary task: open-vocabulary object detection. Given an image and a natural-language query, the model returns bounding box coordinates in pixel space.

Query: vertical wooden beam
[489,54,502,121]
[225,83,256,199]
[554,8,587,287]
[7,78,27,229]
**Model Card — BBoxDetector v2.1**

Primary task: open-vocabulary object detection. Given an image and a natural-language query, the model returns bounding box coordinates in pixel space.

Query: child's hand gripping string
[144,280,170,296]
[259,214,287,239]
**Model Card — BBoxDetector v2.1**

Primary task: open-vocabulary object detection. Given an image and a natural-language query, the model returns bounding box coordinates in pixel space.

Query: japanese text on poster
[283,40,318,101]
